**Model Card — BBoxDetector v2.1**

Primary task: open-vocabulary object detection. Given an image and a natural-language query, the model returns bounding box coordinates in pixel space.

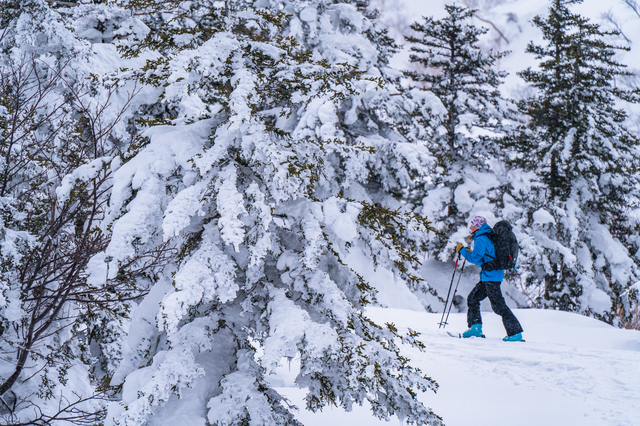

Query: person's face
[470,225,478,233]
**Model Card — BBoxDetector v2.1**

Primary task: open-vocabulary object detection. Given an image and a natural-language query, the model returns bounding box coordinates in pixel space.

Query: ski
[446,331,485,339]
[446,331,525,342]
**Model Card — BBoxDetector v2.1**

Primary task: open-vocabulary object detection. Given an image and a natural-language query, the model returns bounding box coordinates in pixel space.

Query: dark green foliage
[405,4,509,166]
[510,0,640,318]
[403,4,511,259]
[516,0,640,211]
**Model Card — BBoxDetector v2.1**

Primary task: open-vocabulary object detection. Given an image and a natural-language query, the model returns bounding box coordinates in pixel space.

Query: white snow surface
[272,306,640,426]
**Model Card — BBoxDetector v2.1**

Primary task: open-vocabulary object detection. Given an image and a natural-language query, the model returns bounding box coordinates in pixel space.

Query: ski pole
[439,253,460,328]
[443,258,466,328]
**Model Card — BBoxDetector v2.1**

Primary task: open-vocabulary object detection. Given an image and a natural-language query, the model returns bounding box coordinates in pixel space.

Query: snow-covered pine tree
[102,1,442,425]
[403,4,511,260]
[509,0,640,322]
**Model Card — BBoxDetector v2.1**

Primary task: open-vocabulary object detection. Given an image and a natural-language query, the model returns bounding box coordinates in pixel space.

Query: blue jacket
[460,222,504,282]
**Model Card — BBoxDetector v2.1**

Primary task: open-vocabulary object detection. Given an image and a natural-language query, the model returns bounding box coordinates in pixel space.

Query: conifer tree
[404,5,511,259]
[101,1,443,425]
[509,0,640,321]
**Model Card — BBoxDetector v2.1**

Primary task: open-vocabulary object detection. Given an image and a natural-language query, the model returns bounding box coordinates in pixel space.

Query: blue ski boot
[462,324,483,338]
[503,333,523,342]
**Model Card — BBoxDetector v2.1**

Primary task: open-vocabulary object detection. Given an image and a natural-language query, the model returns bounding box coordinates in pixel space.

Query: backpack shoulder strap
[477,232,495,264]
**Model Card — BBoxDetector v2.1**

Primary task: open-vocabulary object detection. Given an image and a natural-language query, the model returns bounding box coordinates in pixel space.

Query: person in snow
[455,216,524,342]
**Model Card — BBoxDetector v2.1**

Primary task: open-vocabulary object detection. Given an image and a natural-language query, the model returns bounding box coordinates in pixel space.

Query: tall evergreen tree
[404,5,511,260]
[100,1,443,425]
[508,0,640,321]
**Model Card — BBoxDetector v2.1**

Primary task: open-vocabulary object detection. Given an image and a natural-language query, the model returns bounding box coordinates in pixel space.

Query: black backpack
[482,220,518,271]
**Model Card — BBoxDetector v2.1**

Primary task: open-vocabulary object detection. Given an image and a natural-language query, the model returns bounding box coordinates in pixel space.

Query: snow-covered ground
[273,307,640,426]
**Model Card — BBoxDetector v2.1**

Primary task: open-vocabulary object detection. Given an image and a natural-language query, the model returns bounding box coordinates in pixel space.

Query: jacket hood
[473,222,493,238]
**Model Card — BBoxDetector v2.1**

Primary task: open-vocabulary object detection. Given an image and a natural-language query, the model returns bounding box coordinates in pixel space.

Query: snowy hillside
[273,307,640,426]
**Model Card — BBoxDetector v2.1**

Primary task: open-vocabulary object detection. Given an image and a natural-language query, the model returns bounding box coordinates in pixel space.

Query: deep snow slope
[273,307,640,426]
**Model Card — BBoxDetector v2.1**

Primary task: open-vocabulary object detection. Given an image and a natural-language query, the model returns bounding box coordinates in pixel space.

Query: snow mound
[273,307,640,426]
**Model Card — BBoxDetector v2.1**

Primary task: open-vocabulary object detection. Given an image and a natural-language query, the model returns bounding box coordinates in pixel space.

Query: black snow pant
[467,281,523,337]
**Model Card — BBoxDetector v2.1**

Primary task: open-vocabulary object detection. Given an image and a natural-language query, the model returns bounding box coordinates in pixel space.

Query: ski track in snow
[275,307,640,426]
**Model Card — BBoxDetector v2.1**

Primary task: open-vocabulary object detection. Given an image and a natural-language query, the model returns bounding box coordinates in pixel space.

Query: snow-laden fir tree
[403,4,512,260]
[102,1,442,425]
[507,0,640,323]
